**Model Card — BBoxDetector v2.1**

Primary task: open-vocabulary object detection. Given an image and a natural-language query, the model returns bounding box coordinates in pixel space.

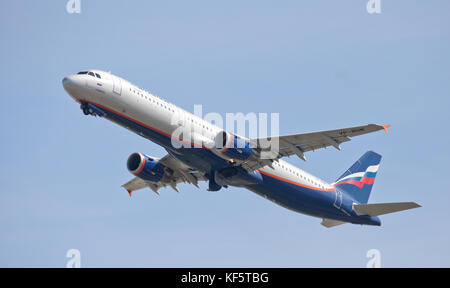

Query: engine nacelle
[127,152,165,182]
[214,131,253,161]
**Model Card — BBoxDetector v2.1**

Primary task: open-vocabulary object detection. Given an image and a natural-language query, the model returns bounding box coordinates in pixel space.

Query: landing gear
[81,103,88,115]
[207,170,222,192]
[80,103,97,116]
[208,181,222,192]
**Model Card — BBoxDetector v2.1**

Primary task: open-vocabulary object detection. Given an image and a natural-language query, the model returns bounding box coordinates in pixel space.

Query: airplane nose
[62,75,77,89]
[62,75,84,98]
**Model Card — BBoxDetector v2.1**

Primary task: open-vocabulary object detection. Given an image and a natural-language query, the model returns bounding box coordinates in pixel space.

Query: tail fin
[334,151,382,204]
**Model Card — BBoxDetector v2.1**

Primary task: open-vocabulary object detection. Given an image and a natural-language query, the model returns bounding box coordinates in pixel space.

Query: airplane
[62,69,421,228]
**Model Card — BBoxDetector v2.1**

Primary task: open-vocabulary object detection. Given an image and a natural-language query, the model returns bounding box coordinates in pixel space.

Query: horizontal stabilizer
[353,202,421,216]
[321,218,346,228]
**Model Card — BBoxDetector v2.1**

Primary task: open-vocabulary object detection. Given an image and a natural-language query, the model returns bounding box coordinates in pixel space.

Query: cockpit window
[77,71,101,78]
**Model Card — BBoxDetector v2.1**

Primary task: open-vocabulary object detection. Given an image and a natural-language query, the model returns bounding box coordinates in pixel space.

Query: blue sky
[1,0,449,267]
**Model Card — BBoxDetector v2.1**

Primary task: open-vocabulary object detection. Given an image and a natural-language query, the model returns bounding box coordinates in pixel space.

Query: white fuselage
[63,70,335,194]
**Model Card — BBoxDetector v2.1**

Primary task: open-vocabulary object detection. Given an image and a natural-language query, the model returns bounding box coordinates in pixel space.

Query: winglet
[127,190,133,197]
[382,124,390,133]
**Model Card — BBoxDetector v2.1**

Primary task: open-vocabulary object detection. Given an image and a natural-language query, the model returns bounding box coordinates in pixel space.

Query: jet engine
[213,131,253,161]
[127,152,165,182]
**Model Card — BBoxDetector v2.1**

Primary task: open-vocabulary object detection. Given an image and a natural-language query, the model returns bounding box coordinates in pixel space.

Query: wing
[242,124,390,171]
[122,153,207,196]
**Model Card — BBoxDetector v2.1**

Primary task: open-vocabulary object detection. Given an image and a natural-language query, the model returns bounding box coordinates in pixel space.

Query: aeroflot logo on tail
[333,165,379,188]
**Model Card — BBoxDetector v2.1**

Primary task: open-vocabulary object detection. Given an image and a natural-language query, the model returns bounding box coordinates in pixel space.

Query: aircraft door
[334,190,343,209]
[112,75,122,95]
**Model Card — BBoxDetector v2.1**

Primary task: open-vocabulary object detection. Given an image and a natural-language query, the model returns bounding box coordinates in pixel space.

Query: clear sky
[1,0,449,267]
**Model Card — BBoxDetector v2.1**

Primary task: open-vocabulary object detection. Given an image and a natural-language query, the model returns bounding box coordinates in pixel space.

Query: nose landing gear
[81,103,93,116]
[81,104,90,115]
[80,102,102,117]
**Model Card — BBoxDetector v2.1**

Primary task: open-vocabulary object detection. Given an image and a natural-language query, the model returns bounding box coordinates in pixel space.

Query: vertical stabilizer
[334,151,382,204]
